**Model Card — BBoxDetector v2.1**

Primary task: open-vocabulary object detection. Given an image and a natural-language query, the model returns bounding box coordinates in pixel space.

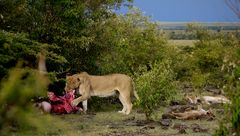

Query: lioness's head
[65,74,81,92]
[206,109,215,118]
[64,72,89,92]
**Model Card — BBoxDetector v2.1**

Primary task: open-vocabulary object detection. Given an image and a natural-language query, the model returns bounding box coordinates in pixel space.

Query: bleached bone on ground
[36,101,52,113]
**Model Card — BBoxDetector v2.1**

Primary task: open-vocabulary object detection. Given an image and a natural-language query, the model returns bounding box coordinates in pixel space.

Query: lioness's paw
[125,111,130,115]
[71,99,79,107]
[118,111,125,114]
[118,111,128,115]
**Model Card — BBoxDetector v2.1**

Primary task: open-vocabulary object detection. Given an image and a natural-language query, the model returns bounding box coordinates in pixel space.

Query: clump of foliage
[0,67,75,135]
[0,30,67,80]
[97,8,167,75]
[0,0,133,74]
[175,24,239,91]
[213,59,240,135]
[173,24,240,135]
[217,46,240,136]
[185,25,240,135]
[0,68,43,134]
[213,124,229,136]
[231,84,240,134]
[135,60,177,120]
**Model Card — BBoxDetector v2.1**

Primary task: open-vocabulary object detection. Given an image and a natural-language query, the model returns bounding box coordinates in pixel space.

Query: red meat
[48,90,82,114]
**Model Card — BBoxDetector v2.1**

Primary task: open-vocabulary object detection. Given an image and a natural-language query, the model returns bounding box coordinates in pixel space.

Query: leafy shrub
[97,8,167,75]
[0,30,67,80]
[231,84,240,134]
[0,67,46,134]
[213,124,229,136]
[135,60,177,120]
[0,0,133,75]
[174,27,240,136]
[0,67,75,135]
[175,25,240,90]
[196,31,240,136]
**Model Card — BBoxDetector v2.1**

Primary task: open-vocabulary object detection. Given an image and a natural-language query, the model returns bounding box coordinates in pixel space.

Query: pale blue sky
[118,0,239,22]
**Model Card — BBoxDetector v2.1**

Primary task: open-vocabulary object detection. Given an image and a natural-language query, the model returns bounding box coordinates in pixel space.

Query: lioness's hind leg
[125,100,132,115]
[121,93,132,115]
[118,95,127,114]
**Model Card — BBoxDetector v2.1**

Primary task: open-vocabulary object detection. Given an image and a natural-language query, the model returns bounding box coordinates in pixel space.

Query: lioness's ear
[77,77,81,82]
[66,73,71,77]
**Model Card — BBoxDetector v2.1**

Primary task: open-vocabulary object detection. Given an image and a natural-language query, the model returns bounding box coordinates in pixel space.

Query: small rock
[172,123,188,130]
[191,123,208,133]
[179,128,187,134]
[159,119,172,127]
[204,85,222,94]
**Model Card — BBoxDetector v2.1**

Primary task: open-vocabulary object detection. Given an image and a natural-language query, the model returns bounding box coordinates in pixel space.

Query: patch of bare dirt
[100,130,149,136]
[172,122,209,134]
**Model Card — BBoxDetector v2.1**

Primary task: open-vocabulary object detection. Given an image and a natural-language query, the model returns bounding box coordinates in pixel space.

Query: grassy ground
[37,107,220,136]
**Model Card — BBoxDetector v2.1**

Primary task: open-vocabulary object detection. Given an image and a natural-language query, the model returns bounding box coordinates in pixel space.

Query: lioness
[64,72,139,115]
[186,95,231,105]
[171,105,214,120]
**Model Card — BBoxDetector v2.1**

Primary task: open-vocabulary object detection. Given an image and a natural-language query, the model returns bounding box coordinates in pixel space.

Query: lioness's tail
[133,90,139,100]
[131,79,139,100]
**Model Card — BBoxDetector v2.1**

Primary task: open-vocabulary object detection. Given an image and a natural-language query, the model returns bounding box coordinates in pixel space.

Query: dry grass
[169,40,196,47]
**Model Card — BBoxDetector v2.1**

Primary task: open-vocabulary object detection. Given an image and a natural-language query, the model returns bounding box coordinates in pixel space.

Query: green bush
[0,67,46,134]
[135,60,177,120]
[97,8,167,75]
[213,123,229,136]
[193,31,240,136]
[175,25,240,90]
[232,84,240,134]
[174,27,240,136]
[0,0,133,75]
[0,67,75,135]
[0,30,67,80]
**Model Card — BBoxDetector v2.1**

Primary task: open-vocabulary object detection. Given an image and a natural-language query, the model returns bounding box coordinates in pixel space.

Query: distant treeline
[160,25,240,31]
[160,24,240,40]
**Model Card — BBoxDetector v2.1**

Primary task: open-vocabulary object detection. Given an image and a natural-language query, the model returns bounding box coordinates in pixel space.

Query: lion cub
[65,72,139,115]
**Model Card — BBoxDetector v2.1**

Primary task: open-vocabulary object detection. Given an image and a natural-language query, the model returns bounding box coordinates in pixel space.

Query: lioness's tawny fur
[171,105,214,120]
[65,72,139,115]
[186,95,231,105]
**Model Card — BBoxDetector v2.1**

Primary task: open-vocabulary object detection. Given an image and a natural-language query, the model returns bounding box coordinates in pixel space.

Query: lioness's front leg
[72,94,90,107]
[82,100,88,112]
